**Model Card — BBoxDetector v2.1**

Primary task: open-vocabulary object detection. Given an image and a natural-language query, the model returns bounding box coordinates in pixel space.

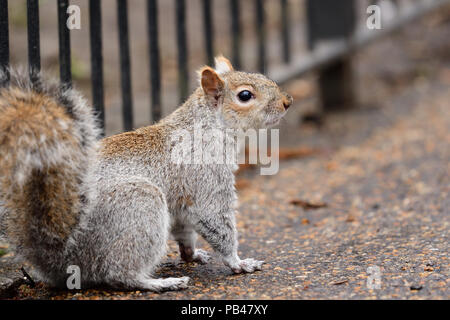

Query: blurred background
[5,0,449,136]
[1,0,449,299]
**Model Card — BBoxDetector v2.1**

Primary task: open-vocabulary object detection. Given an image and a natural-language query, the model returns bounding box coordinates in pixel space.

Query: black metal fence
[0,0,448,135]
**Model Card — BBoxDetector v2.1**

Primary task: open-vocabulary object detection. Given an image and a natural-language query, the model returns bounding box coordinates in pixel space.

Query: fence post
[229,0,241,69]
[306,0,356,111]
[89,0,105,134]
[280,0,291,64]
[117,0,134,131]
[147,0,161,122]
[175,0,189,103]
[0,0,9,84]
[202,0,214,66]
[255,0,266,73]
[57,0,72,88]
[27,0,40,83]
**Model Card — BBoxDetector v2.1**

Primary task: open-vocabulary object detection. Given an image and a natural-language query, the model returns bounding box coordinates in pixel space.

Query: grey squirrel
[0,56,293,291]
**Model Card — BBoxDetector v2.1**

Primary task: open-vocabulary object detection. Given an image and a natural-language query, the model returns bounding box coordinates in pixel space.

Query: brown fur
[101,124,166,158]
[0,69,99,283]
[0,89,82,243]
[176,195,194,210]
[201,66,224,97]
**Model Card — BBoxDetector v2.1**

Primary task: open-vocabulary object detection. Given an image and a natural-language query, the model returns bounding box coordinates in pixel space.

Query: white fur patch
[215,58,232,75]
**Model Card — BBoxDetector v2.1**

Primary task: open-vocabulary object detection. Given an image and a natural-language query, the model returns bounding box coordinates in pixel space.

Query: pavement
[0,8,449,300]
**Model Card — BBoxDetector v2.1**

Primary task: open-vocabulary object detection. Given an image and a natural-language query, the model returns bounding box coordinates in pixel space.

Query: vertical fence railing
[57,0,72,88]
[255,0,266,73]
[1,0,448,133]
[0,0,9,84]
[89,0,105,134]
[229,0,241,70]
[117,0,133,131]
[147,0,161,122]
[280,0,290,64]
[306,0,356,111]
[27,0,40,83]
[176,0,189,103]
[202,0,214,67]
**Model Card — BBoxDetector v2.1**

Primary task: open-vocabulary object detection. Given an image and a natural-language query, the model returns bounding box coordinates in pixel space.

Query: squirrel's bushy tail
[0,69,99,280]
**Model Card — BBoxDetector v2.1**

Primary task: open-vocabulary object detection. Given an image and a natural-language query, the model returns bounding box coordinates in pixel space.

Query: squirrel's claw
[180,244,211,264]
[192,249,212,264]
[230,258,264,274]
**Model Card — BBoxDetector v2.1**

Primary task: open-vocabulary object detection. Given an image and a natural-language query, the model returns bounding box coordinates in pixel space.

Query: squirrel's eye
[237,90,253,102]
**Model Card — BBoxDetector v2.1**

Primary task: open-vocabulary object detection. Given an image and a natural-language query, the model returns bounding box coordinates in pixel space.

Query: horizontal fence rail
[0,0,449,134]
[270,0,450,85]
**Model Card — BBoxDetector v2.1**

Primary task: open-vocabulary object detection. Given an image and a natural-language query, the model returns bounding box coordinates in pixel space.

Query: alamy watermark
[66,265,81,290]
[366,266,382,289]
[169,126,280,175]
[367,0,400,30]
[66,5,81,30]
[367,5,382,30]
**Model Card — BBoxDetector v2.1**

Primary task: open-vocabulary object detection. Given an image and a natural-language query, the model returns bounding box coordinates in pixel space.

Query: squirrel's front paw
[225,257,264,274]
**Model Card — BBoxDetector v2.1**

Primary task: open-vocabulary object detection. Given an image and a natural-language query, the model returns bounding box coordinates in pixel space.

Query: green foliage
[9,1,27,28]
[71,56,89,81]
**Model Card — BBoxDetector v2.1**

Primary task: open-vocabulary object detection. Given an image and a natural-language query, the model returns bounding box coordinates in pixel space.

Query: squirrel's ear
[200,66,224,101]
[214,55,234,75]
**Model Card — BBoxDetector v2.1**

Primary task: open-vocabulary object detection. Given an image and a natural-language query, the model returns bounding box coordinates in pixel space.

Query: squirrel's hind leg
[88,177,189,291]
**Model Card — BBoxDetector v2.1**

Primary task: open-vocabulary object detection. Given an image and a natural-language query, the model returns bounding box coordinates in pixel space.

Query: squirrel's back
[0,69,99,283]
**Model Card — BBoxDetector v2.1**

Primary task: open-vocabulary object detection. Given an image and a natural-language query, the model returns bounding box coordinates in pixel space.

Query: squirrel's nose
[282,93,293,110]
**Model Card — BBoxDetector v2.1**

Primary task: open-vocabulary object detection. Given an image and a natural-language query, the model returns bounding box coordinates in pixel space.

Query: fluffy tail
[0,69,99,278]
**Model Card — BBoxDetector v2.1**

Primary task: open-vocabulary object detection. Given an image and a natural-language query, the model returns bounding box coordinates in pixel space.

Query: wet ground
[0,7,449,300]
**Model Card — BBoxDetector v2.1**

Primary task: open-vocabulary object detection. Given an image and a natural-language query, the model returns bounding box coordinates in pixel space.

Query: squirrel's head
[198,56,293,130]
